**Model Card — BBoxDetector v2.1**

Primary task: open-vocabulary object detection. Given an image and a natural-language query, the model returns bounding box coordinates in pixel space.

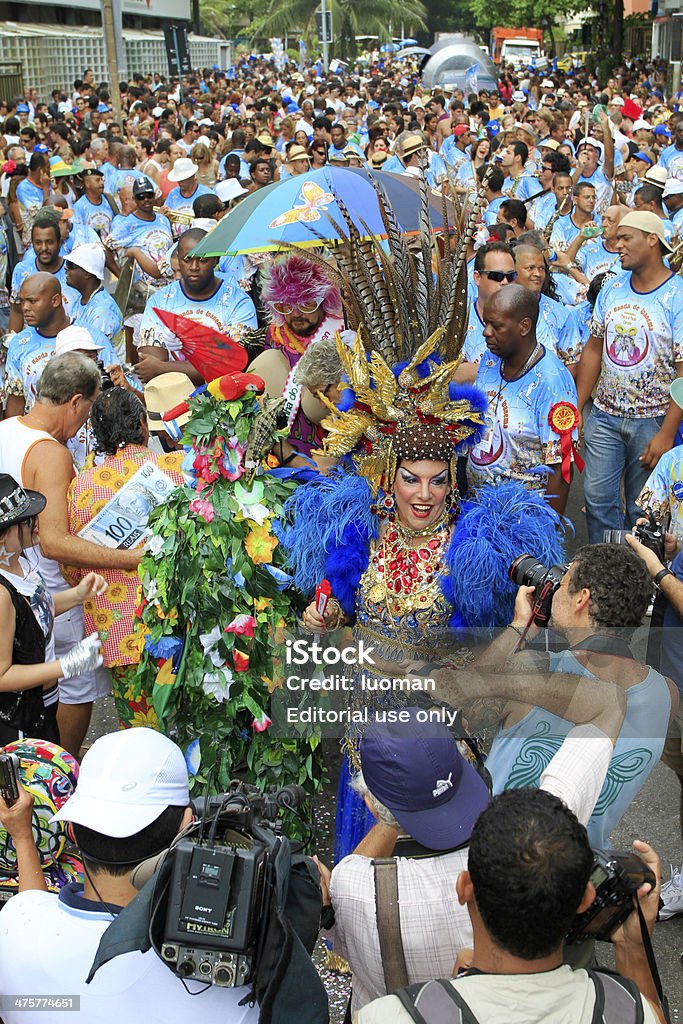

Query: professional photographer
[0,728,262,1023]
[358,788,665,1024]
[447,543,676,850]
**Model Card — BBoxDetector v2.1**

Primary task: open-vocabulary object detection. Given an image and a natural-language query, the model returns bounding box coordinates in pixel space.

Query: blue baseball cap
[360,707,491,850]
[16,103,29,113]
[487,120,501,136]
[633,150,653,165]
[654,125,671,137]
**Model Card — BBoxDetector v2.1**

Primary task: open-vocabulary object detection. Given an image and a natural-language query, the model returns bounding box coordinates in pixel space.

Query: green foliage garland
[131,383,324,811]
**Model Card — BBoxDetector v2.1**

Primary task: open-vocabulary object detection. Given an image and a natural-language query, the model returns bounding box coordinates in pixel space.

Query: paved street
[87,469,683,1009]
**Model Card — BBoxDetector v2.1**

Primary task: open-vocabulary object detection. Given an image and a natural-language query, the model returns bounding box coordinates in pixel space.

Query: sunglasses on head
[272,298,323,315]
[480,270,517,283]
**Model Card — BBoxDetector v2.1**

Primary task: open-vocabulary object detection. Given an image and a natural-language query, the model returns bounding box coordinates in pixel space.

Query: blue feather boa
[444,481,564,629]
[279,473,564,628]
[278,465,378,615]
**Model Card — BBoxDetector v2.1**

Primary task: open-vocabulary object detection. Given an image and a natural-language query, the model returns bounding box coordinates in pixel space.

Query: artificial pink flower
[252,713,272,733]
[193,453,220,484]
[233,649,250,672]
[225,614,257,638]
[189,497,215,522]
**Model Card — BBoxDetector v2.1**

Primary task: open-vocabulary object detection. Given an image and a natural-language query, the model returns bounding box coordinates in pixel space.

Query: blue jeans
[583,406,665,545]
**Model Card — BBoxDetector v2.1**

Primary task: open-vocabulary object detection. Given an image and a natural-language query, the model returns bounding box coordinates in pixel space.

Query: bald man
[2,273,119,418]
[466,285,579,514]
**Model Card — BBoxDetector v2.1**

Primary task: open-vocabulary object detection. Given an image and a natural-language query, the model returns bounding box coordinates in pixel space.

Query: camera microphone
[276,784,306,810]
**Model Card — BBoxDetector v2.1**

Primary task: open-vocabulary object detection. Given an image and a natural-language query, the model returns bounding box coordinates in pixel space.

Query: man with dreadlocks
[248,252,345,462]
[278,173,566,860]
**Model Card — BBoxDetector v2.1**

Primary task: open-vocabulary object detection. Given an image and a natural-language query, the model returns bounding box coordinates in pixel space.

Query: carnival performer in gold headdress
[279,178,565,857]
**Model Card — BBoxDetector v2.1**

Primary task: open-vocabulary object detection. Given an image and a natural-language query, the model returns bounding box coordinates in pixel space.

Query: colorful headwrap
[0,739,82,898]
[260,252,343,326]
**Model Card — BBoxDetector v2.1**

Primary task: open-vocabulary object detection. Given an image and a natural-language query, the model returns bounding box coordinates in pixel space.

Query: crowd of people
[0,47,679,1023]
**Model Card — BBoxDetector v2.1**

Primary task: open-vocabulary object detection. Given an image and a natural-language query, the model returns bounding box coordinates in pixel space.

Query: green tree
[250,0,427,59]
[199,0,260,39]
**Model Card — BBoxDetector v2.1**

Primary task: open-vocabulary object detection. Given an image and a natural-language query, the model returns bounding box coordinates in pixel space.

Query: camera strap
[569,634,634,660]
[634,896,670,1024]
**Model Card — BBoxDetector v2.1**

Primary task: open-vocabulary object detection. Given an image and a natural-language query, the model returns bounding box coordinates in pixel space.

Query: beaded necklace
[365,511,451,616]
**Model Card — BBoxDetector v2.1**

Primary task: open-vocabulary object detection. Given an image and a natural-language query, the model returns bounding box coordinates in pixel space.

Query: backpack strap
[588,968,645,1024]
[395,979,481,1024]
[373,858,408,992]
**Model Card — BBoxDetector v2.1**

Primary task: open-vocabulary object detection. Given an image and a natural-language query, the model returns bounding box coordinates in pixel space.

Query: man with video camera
[0,728,321,1023]
[358,788,665,1024]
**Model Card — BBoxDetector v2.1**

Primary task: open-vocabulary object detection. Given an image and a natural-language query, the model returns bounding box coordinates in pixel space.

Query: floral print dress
[65,444,184,729]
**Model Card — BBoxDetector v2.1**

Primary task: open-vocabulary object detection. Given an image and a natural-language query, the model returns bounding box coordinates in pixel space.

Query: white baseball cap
[168,157,199,182]
[55,325,103,355]
[52,728,190,837]
[541,79,555,89]
[66,242,105,281]
[215,178,248,203]
[663,179,683,198]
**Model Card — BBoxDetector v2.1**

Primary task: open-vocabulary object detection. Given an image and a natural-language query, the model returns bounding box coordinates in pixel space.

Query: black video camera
[158,781,305,988]
[509,554,568,627]
[566,848,655,944]
[603,511,667,564]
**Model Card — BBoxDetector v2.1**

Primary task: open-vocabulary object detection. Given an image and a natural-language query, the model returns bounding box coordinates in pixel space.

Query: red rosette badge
[548,402,584,482]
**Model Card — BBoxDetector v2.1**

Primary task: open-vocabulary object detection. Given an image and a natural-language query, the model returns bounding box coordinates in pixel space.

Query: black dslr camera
[603,511,668,564]
[96,359,114,392]
[159,781,304,988]
[509,554,568,627]
[566,848,655,944]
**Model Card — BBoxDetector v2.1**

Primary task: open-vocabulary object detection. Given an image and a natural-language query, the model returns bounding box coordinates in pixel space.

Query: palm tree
[251,0,427,59]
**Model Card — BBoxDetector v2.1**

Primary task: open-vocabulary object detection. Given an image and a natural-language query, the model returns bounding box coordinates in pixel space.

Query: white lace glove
[59,632,103,680]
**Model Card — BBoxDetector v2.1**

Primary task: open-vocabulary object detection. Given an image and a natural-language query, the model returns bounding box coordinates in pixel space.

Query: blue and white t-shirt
[462,300,487,363]
[658,143,683,182]
[71,286,125,360]
[537,294,583,366]
[483,196,506,227]
[550,211,602,253]
[636,447,683,538]
[16,178,45,221]
[590,272,683,418]
[10,254,78,310]
[575,237,621,280]
[72,194,115,238]
[467,345,578,492]
[138,277,257,358]
[439,138,469,171]
[3,322,120,408]
[577,166,613,213]
[165,182,213,236]
[527,190,556,232]
[502,173,537,201]
[105,212,173,285]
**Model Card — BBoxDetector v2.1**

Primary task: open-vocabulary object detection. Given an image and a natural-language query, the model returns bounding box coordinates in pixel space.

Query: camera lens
[509,554,547,589]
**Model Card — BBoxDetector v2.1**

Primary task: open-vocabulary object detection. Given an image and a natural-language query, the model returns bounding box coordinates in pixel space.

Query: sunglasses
[272,298,323,315]
[480,270,518,283]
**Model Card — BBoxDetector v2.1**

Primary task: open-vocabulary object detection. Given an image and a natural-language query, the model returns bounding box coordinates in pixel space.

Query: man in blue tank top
[478,543,676,849]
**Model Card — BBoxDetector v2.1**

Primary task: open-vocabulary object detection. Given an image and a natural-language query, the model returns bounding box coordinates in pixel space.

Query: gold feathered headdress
[306,169,494,494]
